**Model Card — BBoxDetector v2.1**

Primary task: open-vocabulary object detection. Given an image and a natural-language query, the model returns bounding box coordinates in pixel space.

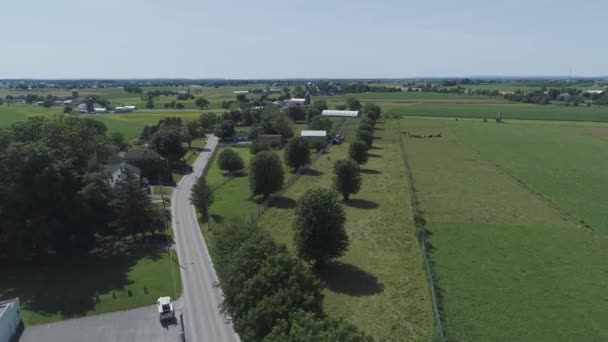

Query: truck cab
[157,296,175,321]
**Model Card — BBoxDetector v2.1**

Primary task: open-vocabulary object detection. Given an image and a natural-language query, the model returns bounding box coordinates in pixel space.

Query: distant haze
[2,0,607,79]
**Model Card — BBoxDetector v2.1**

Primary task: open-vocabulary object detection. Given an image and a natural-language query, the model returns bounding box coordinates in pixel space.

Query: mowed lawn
[1,249,182,325]
[256,121,435,341]
[400,118,608,341]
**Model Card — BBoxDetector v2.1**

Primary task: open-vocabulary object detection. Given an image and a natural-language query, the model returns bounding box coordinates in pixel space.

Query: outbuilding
[0,298,22,342]
[322,110,359,117]
[300,130,327,145]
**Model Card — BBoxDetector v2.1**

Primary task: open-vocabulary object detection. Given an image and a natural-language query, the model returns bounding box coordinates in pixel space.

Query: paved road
[20,300,184,342]
[172,135,239,342]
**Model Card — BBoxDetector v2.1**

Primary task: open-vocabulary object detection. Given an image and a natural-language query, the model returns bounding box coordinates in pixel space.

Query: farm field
[254,121,436,341]
[400,117,608,341]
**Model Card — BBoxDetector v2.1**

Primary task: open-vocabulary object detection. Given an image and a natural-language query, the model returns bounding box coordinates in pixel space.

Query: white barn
[301,130,327,144]
[322,110,359,117]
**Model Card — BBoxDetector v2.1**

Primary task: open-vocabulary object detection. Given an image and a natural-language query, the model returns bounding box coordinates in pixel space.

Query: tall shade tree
[150,128,186,163]
[190,176,214,217]
[357,129,373,148]
[214,120,236,140]
[284,137,311,172]
[195,97,210,109]
[308,116,333,132]
[312,99,328,112]
[363,102,382,122]
[199,112,219,132]
[349,140,369,165]
[249,151,284,199]
[266,310,372,342]
[184,120,203,148]
[333,159,362,201]
[217,148,245,174]
[345,98,362,111]
[294,188,348,267]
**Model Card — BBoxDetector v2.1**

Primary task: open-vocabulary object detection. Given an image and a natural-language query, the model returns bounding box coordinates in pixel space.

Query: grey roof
[105,162,141,176]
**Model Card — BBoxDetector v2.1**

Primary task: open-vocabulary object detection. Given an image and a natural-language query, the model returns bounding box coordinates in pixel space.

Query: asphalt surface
[20,300,184,342]
[172,135,239,342]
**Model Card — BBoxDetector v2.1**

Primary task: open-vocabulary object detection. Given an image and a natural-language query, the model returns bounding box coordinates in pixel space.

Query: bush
[249,151,284,198]
[333,159,362,201]
[250,142,270,154]
[294,188,348,267]
[349,140,369,165]
[217,149,245,174]
[359,123,374,134]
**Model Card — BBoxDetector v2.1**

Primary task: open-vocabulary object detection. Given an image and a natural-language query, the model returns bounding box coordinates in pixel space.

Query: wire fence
[396,119,448,342]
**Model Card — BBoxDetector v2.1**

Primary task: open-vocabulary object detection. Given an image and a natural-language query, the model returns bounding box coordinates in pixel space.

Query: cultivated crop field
[400,117,608,341]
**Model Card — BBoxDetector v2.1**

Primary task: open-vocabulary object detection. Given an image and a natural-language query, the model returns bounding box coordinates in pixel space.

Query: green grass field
[400,117,608,341]
[255,121,435,341]
[1,249,182,325]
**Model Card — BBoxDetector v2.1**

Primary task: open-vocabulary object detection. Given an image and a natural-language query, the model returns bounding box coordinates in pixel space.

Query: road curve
[171,135,239,342]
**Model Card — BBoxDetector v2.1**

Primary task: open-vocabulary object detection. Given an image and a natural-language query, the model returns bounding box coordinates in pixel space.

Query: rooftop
[322,109,359,117]
[301,130,327,137]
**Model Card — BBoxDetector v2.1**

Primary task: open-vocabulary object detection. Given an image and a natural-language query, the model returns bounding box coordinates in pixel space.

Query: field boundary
[396,119,447,341]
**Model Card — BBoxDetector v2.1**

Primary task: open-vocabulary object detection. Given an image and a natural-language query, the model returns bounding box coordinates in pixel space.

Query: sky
[1,0,607,79]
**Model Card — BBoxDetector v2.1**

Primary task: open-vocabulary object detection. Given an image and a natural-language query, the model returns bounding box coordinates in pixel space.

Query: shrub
[218,149,245,174]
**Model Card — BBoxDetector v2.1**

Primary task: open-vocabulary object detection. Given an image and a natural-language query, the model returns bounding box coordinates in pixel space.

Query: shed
[322,110,359,117]
[301,130,327,144]
[0,298,22,342]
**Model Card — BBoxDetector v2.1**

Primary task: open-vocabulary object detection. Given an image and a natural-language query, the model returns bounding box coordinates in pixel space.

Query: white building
[322,110,359,117]
[300,130,327,144]
[0,298,22,342]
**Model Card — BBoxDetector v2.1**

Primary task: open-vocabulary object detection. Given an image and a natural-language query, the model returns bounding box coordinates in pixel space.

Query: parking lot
[20,299,184,342]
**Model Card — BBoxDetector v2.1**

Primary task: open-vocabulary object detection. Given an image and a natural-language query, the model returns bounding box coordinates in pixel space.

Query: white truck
[157,296,175,321]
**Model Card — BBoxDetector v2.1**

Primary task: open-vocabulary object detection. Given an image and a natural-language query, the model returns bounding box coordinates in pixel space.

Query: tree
[145,97,154,109]
[191,176,213,217]
[345,98,362,111]
[176,102,185,109]
[284,137,311,172]
[335,104,347,110]
[286,106,306,122]
[359,122,374,134]
[333,159,362,201]
[109,131,129,151]
[249,151,284,198]
[184,120,203,148]
[42,99,54,108]
[0,98,3,105]
[313,99,328,112]
[228,110,242,124]
[199,112,219,132]
[109,170,164,236]
[221,100,233,109]
[236,93,248,103]
[357,129,373,148]
[294,188,348,266]
[218,149,245,174]
[349,140,368,165]
[63,105,72,114]
[308,116,333,132]
[306,108,321,122]
[195,97,210,109]
[363,103,382,122]
[214,120,236,140]
[150,129,186,163]
[265,311,372,342]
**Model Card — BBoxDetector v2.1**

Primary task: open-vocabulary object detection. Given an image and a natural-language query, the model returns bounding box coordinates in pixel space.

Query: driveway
[20,299,184,342]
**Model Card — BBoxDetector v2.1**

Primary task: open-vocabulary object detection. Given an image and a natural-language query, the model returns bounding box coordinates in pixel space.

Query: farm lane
[172,135,239,342]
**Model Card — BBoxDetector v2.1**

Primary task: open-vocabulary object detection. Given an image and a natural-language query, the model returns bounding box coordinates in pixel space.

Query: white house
[105,162,141,188]
[0,298,22,342]
[321,110,359,117]
[284,98,307,107]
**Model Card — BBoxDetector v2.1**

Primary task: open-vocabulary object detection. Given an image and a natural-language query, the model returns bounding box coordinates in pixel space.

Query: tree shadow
[371,146,384,150]
[314,262,384,296]
[373,127,384,131]
[345,199,380,209]
[224,171,246,178]
[210,213,224,224]
[300,168,323,177]
[360,169,382,175]
[269,196,297,209]
[373,136,382,140]
[368,153,382,158]
[0,249,164,320]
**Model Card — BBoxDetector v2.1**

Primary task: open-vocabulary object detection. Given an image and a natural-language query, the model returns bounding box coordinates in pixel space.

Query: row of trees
[0,116,167,260]
[211,220,370,341]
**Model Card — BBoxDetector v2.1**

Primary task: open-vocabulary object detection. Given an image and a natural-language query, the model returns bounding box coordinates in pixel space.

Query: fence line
[396,119,447,341]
